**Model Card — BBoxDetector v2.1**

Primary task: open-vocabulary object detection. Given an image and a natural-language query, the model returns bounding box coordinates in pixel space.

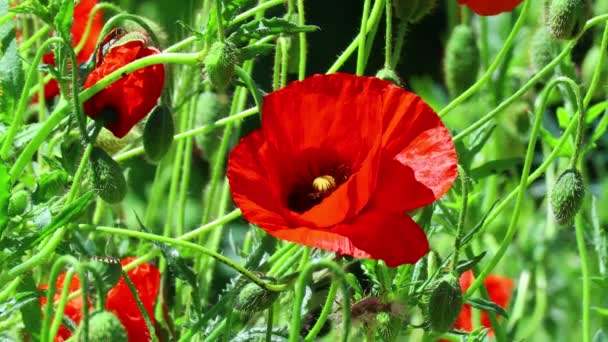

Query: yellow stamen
[312,175,336,194]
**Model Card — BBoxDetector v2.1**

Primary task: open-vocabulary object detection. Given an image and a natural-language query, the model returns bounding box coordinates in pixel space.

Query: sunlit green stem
[356,0,371,75]
[575,214,591,342]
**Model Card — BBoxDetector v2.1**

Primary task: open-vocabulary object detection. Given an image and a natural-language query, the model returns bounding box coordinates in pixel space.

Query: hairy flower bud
[444,25,480,97]
[551,168,585,225]
[8,190,29,216]
[375,68,403,87]
[547,0,586,40]
[235,282,279,313]
[77,311,127,342]
[424,273,464,333]
[90,147,127,203]
[204,41,240,91]
[529,28,559,77]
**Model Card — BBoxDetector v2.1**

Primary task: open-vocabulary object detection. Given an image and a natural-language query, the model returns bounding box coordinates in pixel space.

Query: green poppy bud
[143,104,174,162]
[444,25,480,98]
[77,311,127,342]
[204,41,240,91]
[8,190,29,216]
[547,0,586,40]
[375,68,403,87]
[90,147,127,203]
[551,168,585,225]
[424,272,463,333]
[235,282,279,313]
[529,28,559,77]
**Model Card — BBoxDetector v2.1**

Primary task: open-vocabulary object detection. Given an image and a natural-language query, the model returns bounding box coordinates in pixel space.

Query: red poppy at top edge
[83,36,165,138]
[458,0,523,16]
[454,271,514,333]
[227,73,458,267]
[41,0,104,100]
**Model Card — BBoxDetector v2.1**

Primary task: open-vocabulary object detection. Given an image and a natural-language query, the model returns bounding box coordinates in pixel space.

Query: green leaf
[0,161,9,233]
[556,107,570,129]
[466,297,509,318]
[461,201,498,246]
[228,18,319,44]
[17,273,42,338]
[591,109,608,144]
[0,37,24,115]
[240,43,275,60]
[143,105,174,163]
[469,158,522,180]
[455,251,487,275]
[176,20,204,40]
[90,147,127,203]
[592,307,608,317]
[586,101,608,124]
[52,0,74,40]
[32,170,69,203]
[539,127,574,157]
[205,0,257,43]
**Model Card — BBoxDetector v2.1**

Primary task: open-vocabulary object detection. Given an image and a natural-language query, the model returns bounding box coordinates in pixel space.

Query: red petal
[457,0,523,16]
[261,73,385,227]
[263,210,429,267]
[373,86,457,211]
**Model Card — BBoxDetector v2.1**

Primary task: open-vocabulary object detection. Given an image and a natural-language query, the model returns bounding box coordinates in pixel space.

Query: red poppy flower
[83,35,165,138]
[41,0,104,99]
[227,73,458,267]
[39,257,161,342]
[457,0,522,16]
[454,270,514,333]
[39,273,90,342]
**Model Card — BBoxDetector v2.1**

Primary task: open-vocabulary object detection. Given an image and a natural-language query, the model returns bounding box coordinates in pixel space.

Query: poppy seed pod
[444,25,480,97]
[8,190,28,216]
[375,68,402,87]
[76,311,127,342]
[90,147,127,203]
[204,41,240,91]
[235,282,279,313]
[424,273,463,333]
[547,0,586,40]
[529,28,559,77]
[551,168,585,225]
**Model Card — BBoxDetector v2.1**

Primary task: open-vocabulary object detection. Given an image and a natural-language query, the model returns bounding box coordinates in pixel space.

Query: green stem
[74,3,122,54]
[356,0,372,75]
[464,77,582,298]
[289,261,350,342]
[384,0,393,68]
[214,0,226,40]
[266,304,274,342]
[583,22,608,107]
[451,165,468,269]
[18,25,52,53]
[390,19,407,68]
[235,66,263,112]
[305,281,338,341]
[94,226,288,292]
[230,0,284,26]
[1,37,64,159]
[100,13,162,48]
[297,0,307,80]
[575,214,591,342]
[439,0,530,118]
[121,269,158,342]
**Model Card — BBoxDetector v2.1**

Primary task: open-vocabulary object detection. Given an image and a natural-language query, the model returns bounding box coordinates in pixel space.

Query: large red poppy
[227,73,458,267]
[41,0,104,99]
[454,270,514,333]
[457,0,523,16]
[39,257,161,342]
[83,34,165,138]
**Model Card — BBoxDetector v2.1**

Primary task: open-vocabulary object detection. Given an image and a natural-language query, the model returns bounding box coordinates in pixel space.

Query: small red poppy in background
[227,73,458,267]
[39,257,161,342]
[83,31,165,138]
[42,0,104,100]
[454,270,514,333]
[457,0,523,16]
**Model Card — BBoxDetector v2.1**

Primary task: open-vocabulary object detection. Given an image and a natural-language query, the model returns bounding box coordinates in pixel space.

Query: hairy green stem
[297,0,307,80]
[121,269,158,341]
[575,214,591,342]
[305,281,338,341]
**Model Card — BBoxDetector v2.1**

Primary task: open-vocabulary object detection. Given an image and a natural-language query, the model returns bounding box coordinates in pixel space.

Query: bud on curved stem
[444,25,480,98]
[547,0,586,40]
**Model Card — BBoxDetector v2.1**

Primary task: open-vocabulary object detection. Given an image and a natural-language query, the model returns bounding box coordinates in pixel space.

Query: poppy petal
[227,130,291,228]
[457,0,523,16]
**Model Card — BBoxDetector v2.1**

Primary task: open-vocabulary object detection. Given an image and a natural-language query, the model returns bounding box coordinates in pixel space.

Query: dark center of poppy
[287,164,351,213]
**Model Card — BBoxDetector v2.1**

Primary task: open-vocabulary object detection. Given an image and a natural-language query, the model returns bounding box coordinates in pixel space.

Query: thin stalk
[297,0,307,80]
[390,19,408,68]
[384,0,393,68]
[121,269,158,341]
[356,0,372,75]
[575,214,591,342]
[451,166,468,269]
[305,281,338,341]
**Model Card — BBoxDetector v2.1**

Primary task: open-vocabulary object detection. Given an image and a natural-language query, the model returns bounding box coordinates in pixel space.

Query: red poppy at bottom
[457,0,523,16]
[227,73,458,267]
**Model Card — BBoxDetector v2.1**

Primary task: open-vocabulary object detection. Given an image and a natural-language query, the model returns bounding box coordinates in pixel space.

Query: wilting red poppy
[227,73,458,267]
[39,257,161,342]
[83,33,165,138]
[457,0,523,16]
[39,273,90,342]
[41,0,104,99]
[105,257,161,342]
[454,270,514,333]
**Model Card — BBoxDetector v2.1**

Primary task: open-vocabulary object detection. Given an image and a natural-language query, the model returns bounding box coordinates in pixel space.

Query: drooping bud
[375,68,403,87]
[235,282,279,313]
[424,272,463,333]
[8,190,29,216]
[529,28,559,77]
[444,25,480,97]
[143,104,174,162]
[204,41,240,91]
[90,147,127,203]
[551,168,585,225]
[77,311,127,342]
[546,0,586,40]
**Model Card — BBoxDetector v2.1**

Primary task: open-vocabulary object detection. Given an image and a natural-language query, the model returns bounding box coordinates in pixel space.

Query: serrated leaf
[455,251,487,275]
[228,18,319,44]
[466,297,509,318]
[53,0,74,40]
[0,37,24,114]
[240,43,275,60]
[469,158,521,180]
[0,161,9,233]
